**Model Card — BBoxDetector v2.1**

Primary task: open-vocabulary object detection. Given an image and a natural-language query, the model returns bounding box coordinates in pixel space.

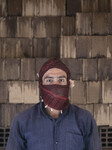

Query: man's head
[39,58,71,85]
[39,58,72,110]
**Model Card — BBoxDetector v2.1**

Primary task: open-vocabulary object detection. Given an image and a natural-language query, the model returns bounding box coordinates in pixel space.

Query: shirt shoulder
[17,103,40,117]
[70,104,93,119]
[11,103,41,128]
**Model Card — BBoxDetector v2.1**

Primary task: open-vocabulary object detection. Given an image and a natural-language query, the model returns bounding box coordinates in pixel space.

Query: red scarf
[40,84,70,110]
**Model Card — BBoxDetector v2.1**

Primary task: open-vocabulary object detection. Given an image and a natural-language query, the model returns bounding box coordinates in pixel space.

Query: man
[6,58,102,150]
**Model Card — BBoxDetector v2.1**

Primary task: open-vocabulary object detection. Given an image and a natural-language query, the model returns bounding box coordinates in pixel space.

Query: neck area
[45,105,61,119]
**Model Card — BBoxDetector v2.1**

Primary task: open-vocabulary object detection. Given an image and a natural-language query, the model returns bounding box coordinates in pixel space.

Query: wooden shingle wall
[0,0,112,128]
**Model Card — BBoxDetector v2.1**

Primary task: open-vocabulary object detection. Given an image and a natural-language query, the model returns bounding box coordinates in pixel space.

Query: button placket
[54,122,58,150]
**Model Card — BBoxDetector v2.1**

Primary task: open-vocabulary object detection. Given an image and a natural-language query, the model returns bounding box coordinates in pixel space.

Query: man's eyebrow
[44,76,66,79]
[44,76,53,79]
[57,76,66,78]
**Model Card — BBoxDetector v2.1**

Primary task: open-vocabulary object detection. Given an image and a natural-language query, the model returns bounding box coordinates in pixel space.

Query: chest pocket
[66,132,85,150]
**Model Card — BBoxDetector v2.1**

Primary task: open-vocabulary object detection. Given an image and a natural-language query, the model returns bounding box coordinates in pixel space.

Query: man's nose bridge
[53,77,59,84]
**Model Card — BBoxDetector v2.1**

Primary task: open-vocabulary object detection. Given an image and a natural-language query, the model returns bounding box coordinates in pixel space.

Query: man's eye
[46,79,53,83]
[58,79,65,82]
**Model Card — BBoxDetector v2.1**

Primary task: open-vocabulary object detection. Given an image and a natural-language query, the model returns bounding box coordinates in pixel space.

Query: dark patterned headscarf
[39,58,71,110]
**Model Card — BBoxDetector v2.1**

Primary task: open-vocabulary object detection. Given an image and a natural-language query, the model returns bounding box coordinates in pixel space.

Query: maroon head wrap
[39,58,71,110]
[39,58,71,83]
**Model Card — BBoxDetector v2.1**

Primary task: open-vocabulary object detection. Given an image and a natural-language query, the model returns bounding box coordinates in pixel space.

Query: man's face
[42,68,67,85]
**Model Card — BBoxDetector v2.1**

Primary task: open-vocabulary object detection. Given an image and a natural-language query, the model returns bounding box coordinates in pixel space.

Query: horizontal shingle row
[0,36,112,58]
[0,58,112,81]
[0,0,112,17]
[0,14,112,37]
[0,81,39,104]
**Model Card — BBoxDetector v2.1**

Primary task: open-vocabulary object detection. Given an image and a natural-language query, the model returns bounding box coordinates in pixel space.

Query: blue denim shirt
[6,102,102,150]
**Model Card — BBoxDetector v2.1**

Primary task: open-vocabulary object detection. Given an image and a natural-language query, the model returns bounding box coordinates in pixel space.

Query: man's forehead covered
[39,58,71,82]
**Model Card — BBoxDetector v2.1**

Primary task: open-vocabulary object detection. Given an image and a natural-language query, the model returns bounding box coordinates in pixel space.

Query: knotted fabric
[39,58,71,110]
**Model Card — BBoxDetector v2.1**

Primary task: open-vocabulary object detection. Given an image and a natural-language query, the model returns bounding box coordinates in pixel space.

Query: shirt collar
[39,101,70,121]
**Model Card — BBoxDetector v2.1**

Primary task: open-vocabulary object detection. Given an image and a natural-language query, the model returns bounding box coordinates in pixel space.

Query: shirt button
[55,141,58,145]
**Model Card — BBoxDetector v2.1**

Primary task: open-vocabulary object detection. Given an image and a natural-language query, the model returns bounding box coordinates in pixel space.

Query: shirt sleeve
[84,113,102,150]
[6,115,26,150]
